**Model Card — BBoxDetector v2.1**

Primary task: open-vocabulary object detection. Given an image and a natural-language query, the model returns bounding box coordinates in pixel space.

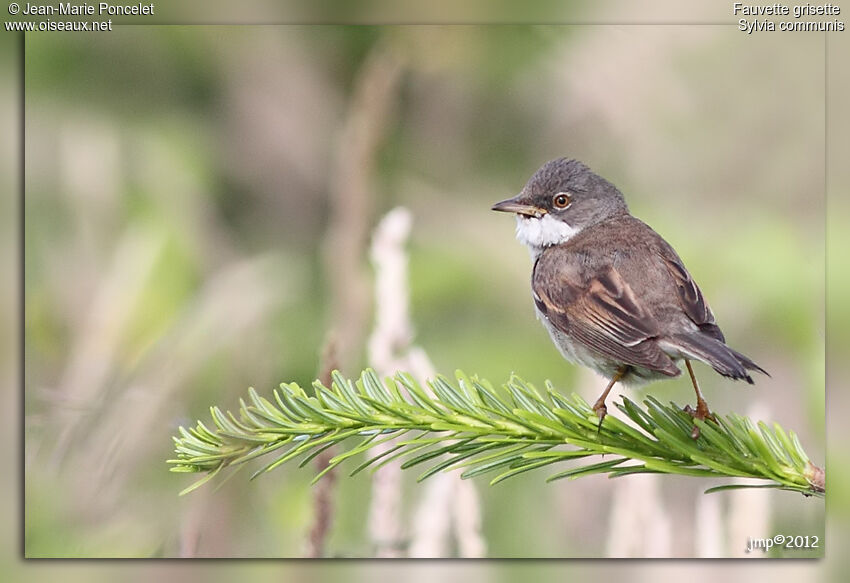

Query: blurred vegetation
[24,26,824,557]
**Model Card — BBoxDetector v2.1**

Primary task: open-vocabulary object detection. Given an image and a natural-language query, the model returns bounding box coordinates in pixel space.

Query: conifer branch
[168,370,824,498]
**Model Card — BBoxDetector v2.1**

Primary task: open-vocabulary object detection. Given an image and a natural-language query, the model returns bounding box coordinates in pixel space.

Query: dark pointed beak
[491,194,546,218]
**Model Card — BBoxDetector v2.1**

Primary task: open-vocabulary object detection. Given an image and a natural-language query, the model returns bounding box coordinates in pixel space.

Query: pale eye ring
[552,192,571,209]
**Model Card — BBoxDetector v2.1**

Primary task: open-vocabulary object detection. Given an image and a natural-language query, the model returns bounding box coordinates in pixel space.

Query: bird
[491,158,767,434]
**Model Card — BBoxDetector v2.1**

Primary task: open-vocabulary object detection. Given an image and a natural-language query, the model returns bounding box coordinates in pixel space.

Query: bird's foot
[683,399,717,439]
[592,401,607,433]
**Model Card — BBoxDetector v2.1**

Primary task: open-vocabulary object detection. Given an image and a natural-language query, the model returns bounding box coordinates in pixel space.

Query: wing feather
[534,262,679,376]
[656,248,725,342]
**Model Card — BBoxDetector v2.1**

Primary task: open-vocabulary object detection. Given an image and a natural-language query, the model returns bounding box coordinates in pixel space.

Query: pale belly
[533,305,682,387]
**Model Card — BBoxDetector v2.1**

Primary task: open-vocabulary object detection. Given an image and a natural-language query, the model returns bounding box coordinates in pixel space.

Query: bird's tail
[668,333,769,384]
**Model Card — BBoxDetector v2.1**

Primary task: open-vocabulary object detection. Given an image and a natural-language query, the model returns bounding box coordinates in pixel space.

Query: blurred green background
[23,25,825,558]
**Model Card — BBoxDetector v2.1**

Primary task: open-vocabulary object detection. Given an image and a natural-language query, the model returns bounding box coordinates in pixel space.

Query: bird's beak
[491,194,546,218]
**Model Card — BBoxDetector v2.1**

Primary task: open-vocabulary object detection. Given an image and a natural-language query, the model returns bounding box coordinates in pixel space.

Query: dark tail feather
[726,346,770,378]
[670,333,768,384]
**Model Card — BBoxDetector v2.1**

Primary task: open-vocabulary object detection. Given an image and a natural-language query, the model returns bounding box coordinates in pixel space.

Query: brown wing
[656,247,725,342]
[533,262,679,376]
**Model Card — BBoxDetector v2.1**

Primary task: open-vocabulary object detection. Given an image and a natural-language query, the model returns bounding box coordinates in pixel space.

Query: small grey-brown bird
[492,158,767,431]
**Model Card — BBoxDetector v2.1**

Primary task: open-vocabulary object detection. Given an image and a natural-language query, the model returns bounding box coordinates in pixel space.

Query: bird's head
[492,158,629,252]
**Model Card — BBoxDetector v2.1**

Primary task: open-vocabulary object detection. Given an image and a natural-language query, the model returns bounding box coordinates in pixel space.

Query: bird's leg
[683,359,716,438]
[593,367,627,430]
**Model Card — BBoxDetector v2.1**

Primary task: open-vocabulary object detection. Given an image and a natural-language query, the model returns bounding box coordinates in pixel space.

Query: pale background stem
[368,207,485,558]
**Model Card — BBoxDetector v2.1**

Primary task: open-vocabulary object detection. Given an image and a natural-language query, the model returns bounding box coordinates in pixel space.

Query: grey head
[492,158,629,254]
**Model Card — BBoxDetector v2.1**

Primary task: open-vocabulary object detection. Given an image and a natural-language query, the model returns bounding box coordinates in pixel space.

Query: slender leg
[683,359,716,438]
[593,366,627,429]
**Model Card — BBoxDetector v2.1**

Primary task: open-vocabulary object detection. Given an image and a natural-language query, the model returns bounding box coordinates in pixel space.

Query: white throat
[515,214,580,258]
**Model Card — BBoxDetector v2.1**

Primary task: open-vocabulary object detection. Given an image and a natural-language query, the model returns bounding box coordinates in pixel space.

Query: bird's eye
[552,193,571,209]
